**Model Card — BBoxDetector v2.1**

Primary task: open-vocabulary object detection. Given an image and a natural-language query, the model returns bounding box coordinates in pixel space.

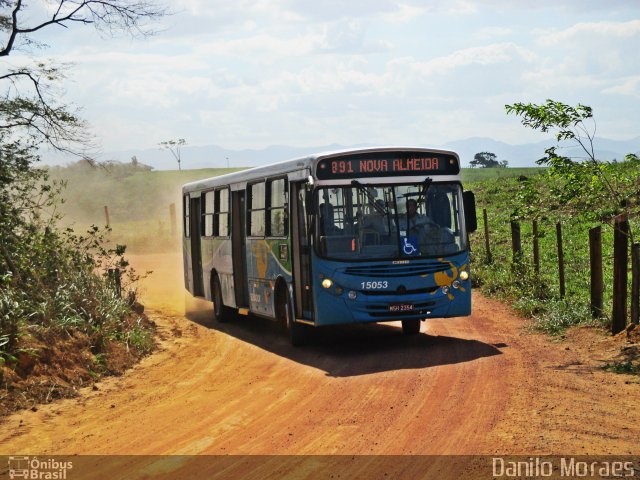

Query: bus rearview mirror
[463,191,477,233]
[305,189,316,215]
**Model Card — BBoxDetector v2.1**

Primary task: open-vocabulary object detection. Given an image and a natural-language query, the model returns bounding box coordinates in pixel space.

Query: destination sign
[315,151,459,180]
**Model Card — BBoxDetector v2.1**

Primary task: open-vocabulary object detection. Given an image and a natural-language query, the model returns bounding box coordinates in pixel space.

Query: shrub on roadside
[0,138,155,414]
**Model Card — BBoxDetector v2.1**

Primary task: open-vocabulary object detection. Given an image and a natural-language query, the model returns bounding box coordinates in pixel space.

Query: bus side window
[215,188,229,237]
[203,191,214,236]
[268,178,287,237]
[248,181,266,237]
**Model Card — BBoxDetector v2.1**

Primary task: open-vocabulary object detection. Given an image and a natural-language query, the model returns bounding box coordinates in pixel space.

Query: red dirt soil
[1,253,638,459]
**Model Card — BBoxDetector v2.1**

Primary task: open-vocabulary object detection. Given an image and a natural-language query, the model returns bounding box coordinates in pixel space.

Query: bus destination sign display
[316,152,459,180]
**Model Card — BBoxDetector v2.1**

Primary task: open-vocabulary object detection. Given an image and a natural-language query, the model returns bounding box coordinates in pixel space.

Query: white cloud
[381,3,428,23]
[390,43,537,78]
[603,76,640,99]
[16,0,640,154]
[537,19,640,46]
[474,26,514,40]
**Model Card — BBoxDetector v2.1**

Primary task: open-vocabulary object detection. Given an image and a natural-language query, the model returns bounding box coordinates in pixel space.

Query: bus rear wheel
[402,319,421,335]
[212,275,233,323]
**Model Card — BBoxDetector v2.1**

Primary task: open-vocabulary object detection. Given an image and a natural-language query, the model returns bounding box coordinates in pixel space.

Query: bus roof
[182,146,459,194]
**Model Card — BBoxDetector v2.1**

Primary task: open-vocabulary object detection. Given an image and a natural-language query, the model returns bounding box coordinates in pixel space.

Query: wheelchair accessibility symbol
[402,236,419,256]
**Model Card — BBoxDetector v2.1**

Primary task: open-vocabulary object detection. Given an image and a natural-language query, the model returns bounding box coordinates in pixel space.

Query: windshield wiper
[351,180,388,215]
[416,177,433,206]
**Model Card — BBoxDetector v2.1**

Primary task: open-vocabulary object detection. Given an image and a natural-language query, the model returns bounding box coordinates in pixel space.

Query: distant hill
[41,136,640,170]
[444,136,640,168]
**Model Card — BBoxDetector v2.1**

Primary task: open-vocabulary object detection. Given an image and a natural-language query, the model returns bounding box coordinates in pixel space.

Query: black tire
[402,319,421,335]
[278,288,308,346]
[212,275,233,323]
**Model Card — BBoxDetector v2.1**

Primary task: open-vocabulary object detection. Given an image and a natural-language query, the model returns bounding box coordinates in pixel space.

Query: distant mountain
[41,136,640,170]
[443,136,640,168]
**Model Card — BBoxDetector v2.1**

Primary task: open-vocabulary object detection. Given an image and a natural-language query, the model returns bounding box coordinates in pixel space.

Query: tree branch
[0,66,89,151]
[0,0,23,57]
[1,0,168,58]
[0,0,167,155]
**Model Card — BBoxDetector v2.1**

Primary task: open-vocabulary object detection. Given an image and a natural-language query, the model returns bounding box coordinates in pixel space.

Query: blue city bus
[182,147,477,345]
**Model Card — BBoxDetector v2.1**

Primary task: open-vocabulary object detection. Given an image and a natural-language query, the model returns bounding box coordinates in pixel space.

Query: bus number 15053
[361,281,389,290]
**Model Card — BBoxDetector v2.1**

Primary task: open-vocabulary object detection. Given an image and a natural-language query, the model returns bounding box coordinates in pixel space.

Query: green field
[466,165,639,335]
[461,167,544,182]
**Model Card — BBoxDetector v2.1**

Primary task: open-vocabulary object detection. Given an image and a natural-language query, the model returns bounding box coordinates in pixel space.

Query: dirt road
[1,253,639,457]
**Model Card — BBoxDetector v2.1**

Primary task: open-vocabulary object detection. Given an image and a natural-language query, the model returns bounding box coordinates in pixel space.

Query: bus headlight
[335,285,344,296]
[441,285,450,294]
[348,290,357,300]
[452,280,461,289]
[459,271,469,281]
[322,278,333,289]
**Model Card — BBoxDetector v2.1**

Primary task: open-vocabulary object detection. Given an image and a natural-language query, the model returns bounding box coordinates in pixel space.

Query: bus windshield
[317,183,467,260]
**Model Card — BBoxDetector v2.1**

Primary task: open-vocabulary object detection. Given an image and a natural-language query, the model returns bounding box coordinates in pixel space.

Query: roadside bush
[0,139,153,371]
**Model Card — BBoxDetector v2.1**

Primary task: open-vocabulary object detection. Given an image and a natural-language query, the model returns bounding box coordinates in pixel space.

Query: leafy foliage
[0,135,148,358]
[0,1,166,380]
[505,99,639,231]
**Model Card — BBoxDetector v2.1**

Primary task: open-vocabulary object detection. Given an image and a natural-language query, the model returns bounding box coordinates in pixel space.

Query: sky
[14,0,640,157]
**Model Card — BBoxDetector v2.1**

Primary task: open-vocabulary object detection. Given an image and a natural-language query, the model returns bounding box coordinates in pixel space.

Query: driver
[319,203,342,235]
[401,199,434,234]
[400,198,458,255]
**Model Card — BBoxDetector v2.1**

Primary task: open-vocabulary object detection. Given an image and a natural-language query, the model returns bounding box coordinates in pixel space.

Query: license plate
[389,304,414,312]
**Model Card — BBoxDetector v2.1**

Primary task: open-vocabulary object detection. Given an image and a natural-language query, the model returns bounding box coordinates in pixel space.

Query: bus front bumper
[313,285,471,326]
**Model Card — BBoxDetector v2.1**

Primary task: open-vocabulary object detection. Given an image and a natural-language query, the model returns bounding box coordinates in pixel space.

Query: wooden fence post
[510,220,522,264]
[556,222,565,299]
[169,203,177,236]
[589,226,604,319]
[483,208,492,264]
[104,205,110,227]
[532,220,540,277]
[631,243,639,325]
[612,214,629,334]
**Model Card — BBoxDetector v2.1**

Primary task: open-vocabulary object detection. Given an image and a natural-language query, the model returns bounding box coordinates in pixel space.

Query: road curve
[1,253,638,457]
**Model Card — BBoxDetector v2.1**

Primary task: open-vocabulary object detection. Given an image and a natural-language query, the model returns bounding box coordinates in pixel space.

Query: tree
[505,99,639,231]
[159,138,186,170]
[1,1,166,153]
[470,151,507,168]
[0,2,166,364]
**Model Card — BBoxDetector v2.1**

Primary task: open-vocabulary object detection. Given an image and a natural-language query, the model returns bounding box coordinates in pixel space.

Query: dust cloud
[123,251,211,319]
[46,160,225,316]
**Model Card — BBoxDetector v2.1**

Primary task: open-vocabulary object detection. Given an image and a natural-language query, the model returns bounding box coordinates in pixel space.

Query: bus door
[189,196,204,296]
[291,181,314,319]
[231,189,249,308]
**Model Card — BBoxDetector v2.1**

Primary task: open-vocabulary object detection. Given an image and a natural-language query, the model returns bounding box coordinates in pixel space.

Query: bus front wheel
[277,288,307,346]
[402,319,420,335]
